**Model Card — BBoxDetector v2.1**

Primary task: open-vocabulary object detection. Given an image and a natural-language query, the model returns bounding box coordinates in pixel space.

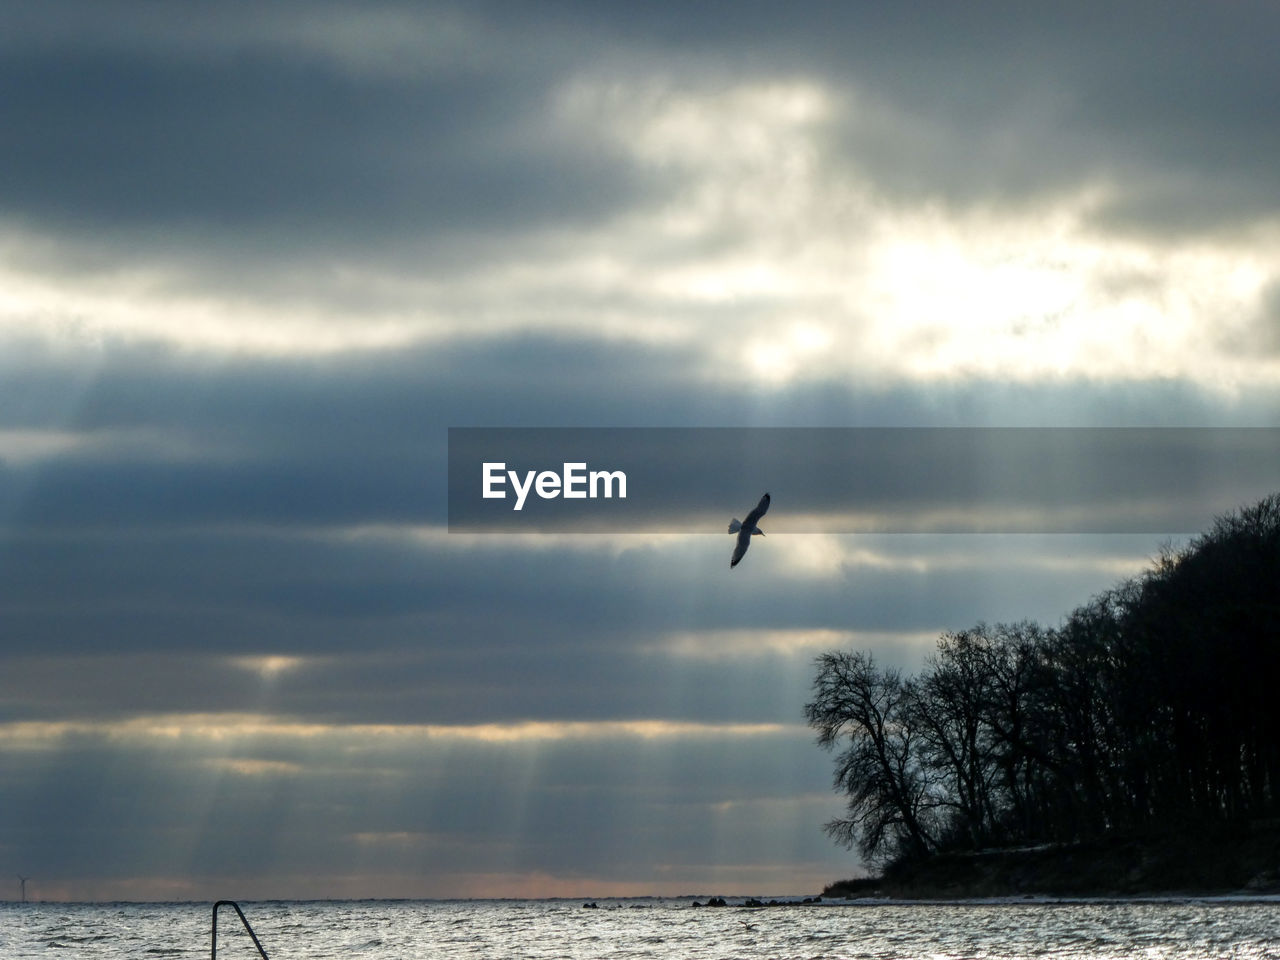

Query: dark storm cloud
[2,0,1277,252]
[6,342,1262,584]
[652,1,1280,234]
[3,335,1267,739]
[827,4,1280,234]
[1,337,1273,721]
[0,334,706,440]
[0,517,1169,727]
[0,60,642,248]
[1,339,1270,610]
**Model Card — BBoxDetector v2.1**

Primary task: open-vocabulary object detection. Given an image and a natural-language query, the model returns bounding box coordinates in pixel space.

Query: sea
[3,897,1279,959]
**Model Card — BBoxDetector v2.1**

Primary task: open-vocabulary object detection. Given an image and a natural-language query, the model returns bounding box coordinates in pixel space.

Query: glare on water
[3,898,1279,960]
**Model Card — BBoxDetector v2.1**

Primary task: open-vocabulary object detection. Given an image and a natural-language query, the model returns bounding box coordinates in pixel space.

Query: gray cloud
[3,332,1274,439]
[1,338,1269,734]
[2,337,1274,548]
[3,0,1279,899]
[0,721,847,896]
[1228,279,1280,357]
[0,520,1165,730]
[0,48,645,241]
[3,1,1277,255]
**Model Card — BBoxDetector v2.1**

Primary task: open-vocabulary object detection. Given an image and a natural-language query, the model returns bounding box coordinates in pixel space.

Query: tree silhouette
[809,492,1280,868]
[805,651,937,863]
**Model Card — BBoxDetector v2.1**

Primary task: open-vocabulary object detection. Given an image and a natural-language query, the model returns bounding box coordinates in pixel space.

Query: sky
[2,1,1279,902]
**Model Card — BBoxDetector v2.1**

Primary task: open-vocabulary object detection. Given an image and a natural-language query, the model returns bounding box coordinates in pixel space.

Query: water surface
[3,897,1279,959]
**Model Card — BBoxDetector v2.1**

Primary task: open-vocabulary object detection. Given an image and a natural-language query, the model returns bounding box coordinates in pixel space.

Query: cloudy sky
[2,1,1279,902]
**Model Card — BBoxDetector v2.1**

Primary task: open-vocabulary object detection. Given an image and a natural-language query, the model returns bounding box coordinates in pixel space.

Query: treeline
[806,492,1280,867]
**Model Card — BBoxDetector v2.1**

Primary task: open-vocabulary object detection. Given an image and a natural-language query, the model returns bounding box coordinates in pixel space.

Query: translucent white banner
[448,428,1280,533]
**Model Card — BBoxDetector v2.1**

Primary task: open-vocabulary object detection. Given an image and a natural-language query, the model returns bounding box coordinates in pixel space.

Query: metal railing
[211,900,271,959]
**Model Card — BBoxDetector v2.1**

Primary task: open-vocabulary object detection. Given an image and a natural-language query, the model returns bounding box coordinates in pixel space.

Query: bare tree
[809,493,1280,874]
[911,629,1002,848]
[806,651,937,863]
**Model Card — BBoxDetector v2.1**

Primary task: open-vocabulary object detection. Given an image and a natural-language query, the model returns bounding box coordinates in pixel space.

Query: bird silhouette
[729,492,770,567]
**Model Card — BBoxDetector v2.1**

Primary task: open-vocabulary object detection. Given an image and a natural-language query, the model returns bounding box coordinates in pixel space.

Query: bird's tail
[728,518,742,534]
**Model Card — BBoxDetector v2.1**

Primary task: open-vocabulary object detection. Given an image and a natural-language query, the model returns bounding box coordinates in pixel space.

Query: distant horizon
[2,891,835,907]
[7,891,1280,907]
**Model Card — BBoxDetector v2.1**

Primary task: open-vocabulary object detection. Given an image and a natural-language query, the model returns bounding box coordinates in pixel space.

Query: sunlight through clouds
[0,428,91,465]
[0,243,427,357]
[765,532,1158,580]
[0,715,796,750]
[230,655,308,680]
[865,200,1279,385]
[555,74,1280,393]
[3,70,1276,393]
[4,1,1279,903]
[203,756,304,777]
[650,628,939,663]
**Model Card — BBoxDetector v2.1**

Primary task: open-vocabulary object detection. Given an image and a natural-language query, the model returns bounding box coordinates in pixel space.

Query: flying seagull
[729,492,770,568]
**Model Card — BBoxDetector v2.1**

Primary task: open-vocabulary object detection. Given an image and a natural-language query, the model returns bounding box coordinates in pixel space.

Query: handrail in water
[211,900,270,959]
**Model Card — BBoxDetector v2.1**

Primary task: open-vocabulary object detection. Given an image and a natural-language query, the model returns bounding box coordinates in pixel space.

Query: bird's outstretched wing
[730,492,770,567]
[744,492,770,527]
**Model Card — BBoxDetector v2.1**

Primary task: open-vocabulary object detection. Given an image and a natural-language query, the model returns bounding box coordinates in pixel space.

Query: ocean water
[2,897,1279,959]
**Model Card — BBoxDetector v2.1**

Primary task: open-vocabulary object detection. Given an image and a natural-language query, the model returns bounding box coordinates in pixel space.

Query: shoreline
[824,892,1280,905]
[822,824,1280,904]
